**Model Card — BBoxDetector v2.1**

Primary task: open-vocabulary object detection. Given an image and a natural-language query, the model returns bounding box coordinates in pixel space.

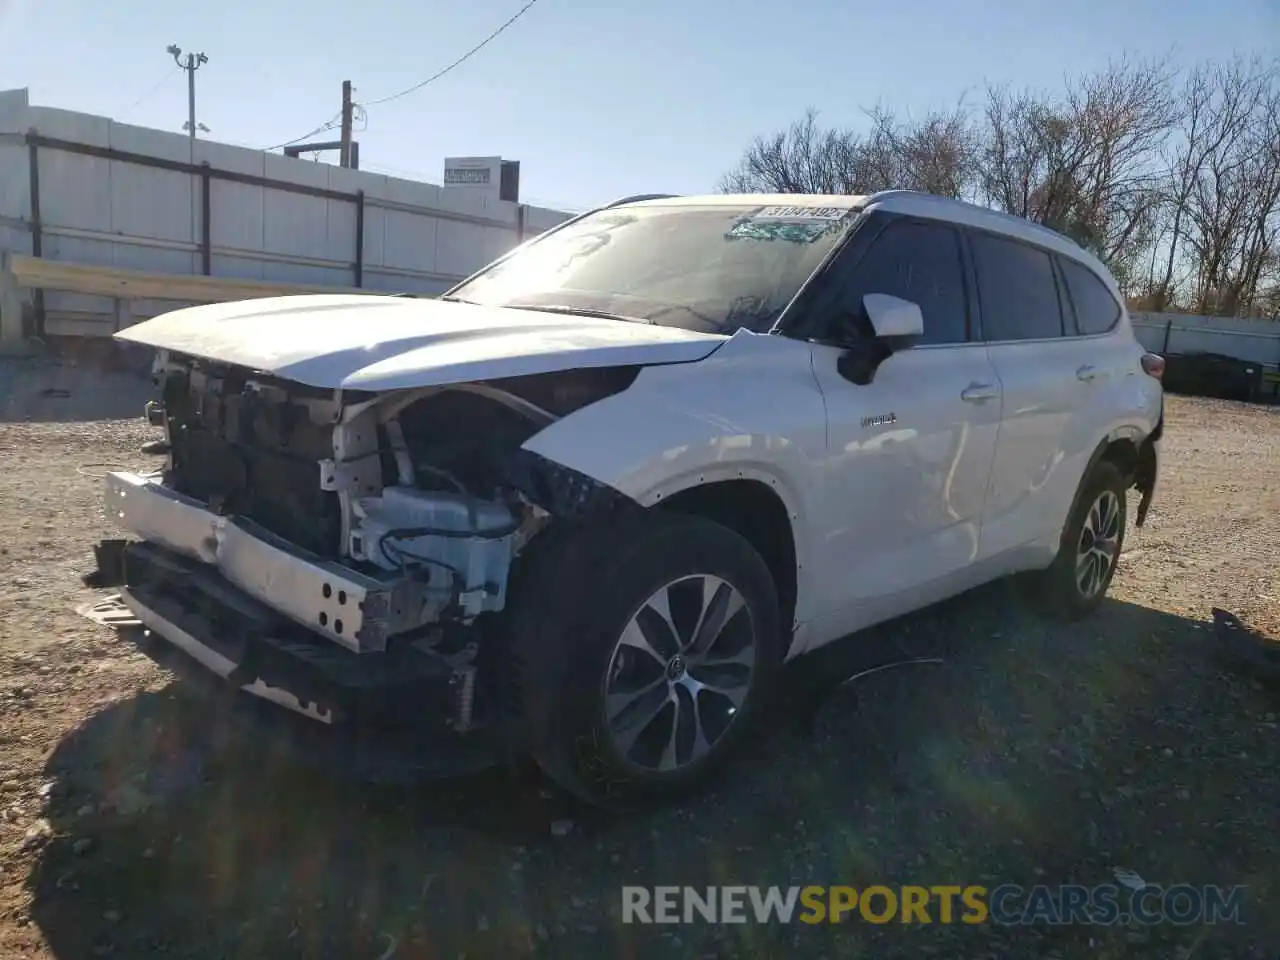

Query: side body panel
[524,199,1164,667]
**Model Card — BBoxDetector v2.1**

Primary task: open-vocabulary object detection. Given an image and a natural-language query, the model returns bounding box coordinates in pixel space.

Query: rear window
[1059,257,1121,336]
[447,203,858,335]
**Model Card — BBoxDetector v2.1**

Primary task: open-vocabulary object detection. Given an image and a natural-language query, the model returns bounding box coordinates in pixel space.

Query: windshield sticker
[725,218,840,243]
[753,205,849,221]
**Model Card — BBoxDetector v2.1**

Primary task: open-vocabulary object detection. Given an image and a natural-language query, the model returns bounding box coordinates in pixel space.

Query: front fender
[520,331,829,622]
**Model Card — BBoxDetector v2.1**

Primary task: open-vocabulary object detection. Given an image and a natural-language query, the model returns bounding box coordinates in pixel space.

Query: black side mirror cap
[837,341,892,386]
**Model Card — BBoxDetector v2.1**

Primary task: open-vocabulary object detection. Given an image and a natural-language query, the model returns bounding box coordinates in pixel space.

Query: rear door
[967,229,1100,562]
[1056,252,1133,413]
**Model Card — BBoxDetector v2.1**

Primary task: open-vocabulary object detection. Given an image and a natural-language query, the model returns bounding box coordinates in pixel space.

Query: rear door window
[969,232,1065,342]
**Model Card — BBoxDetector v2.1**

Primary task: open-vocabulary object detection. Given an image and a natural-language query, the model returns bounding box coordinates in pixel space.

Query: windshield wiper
[500,303,652,324]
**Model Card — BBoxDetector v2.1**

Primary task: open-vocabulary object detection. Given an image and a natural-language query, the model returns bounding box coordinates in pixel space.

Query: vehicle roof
[620,190,1118,293]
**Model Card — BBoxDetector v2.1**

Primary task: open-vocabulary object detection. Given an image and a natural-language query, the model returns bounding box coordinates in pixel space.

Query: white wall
[1131,311,1280,368]
[0,88,572,333]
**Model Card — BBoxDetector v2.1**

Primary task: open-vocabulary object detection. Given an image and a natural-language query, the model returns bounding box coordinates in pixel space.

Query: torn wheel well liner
[1098,436,1139,481]
[501,448,635,520]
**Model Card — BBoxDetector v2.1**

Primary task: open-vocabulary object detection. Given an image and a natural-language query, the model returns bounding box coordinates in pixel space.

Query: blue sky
[1,0,1277,212]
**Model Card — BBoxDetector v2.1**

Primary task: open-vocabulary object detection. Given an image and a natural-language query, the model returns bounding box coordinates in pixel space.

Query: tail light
[1141,353,1165,380]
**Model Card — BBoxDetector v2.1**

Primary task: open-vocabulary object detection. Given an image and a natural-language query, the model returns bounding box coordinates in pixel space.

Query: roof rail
[866,189,934,204]
[866,189,1103,264]
[605,193,681,208]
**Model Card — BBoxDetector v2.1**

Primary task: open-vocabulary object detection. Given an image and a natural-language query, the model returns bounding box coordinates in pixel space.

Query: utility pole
[339,81,354,168]
[167,44,209,139]
[280,82,360,169]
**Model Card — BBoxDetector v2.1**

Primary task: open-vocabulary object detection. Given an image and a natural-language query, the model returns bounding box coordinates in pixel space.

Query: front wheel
[499,512,784,808]
[1034,459,1127,619]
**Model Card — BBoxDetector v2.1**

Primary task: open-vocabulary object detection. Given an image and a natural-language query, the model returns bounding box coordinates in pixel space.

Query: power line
[264,113,343,151]
[361,0,542,107]
[124,66,179,112]
[265,0,539,156]
[265,103,364,154]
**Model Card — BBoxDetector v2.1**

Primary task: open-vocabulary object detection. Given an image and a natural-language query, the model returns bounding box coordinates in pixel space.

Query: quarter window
[970,232,1065,341]
[829,219,969,345]
[1059,257,1121,335]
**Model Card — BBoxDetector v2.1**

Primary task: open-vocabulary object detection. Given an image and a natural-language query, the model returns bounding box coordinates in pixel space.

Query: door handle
[961,383,1000,402]
[1077,365,1099,382]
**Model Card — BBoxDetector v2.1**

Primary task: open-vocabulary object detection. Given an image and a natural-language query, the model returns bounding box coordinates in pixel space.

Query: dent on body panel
[524,333,822,486]
[826,421,983,543]
[520,333,828,595]
[817,349,990,564]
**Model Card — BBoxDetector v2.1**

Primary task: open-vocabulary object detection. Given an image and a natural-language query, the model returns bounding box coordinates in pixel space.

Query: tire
[496,510,784,808]
[1034,459,1127,620]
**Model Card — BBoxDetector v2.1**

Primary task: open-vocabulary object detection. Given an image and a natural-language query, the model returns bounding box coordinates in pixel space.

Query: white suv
[92,190,1164,805]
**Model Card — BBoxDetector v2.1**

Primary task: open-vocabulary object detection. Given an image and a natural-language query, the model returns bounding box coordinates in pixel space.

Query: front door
[804,216,1003,645]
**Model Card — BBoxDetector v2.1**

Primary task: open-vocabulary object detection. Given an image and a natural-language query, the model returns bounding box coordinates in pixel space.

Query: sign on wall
[443,156,519,203]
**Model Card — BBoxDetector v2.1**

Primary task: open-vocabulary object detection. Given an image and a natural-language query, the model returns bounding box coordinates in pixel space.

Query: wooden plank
[8,254,382,305]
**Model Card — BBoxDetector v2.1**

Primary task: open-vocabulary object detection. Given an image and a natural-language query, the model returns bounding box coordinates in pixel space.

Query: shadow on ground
[29,584,1280,959]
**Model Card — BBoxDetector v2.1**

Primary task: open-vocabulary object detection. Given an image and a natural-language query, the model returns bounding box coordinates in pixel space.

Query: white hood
[115,294,728,391]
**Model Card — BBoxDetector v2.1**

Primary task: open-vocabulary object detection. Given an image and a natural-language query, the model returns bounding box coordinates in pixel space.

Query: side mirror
[835,294,923,386]
[863,293,924,343]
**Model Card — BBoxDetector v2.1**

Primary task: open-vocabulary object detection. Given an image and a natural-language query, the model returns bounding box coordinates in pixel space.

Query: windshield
[446,202,859,335]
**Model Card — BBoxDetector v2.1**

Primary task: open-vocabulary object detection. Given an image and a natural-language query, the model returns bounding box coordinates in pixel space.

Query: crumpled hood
[115,294,728,391]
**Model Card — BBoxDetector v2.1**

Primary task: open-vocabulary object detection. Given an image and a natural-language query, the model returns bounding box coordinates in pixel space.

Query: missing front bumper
[108,541,511,782]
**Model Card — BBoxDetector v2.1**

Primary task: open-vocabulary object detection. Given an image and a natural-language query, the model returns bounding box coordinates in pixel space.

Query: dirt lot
[1,354,1278,959]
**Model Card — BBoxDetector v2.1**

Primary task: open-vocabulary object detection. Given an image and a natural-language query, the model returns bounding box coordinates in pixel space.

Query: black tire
[496,510,783,808]
[1034,459,1127,620]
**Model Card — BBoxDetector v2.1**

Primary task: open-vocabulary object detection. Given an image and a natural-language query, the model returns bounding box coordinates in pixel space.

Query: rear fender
[1056,419,1159,552]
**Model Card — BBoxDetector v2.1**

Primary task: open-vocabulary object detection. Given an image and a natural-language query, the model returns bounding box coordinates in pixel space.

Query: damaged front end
[91,351,637,778]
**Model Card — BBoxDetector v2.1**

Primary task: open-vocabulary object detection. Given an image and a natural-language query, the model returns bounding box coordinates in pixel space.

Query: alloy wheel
[1076,490,1121,599]
[602,574,757,773]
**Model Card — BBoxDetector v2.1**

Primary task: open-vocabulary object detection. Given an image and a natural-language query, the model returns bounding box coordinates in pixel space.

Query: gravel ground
[1,358,1278,959]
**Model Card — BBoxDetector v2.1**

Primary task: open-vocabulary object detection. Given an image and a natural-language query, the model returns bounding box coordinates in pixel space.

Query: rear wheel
[1034,459,1127,619]
[499,511,783,808]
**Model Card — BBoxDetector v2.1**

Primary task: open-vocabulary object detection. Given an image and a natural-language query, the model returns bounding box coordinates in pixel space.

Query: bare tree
[979,57,1177,289]
[719,104,977,199]
[1197,64,1280,315]
[861,103,980,200]
[1149,57,1280,313]
[719,109,864,195]
[721,55,1280,316]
